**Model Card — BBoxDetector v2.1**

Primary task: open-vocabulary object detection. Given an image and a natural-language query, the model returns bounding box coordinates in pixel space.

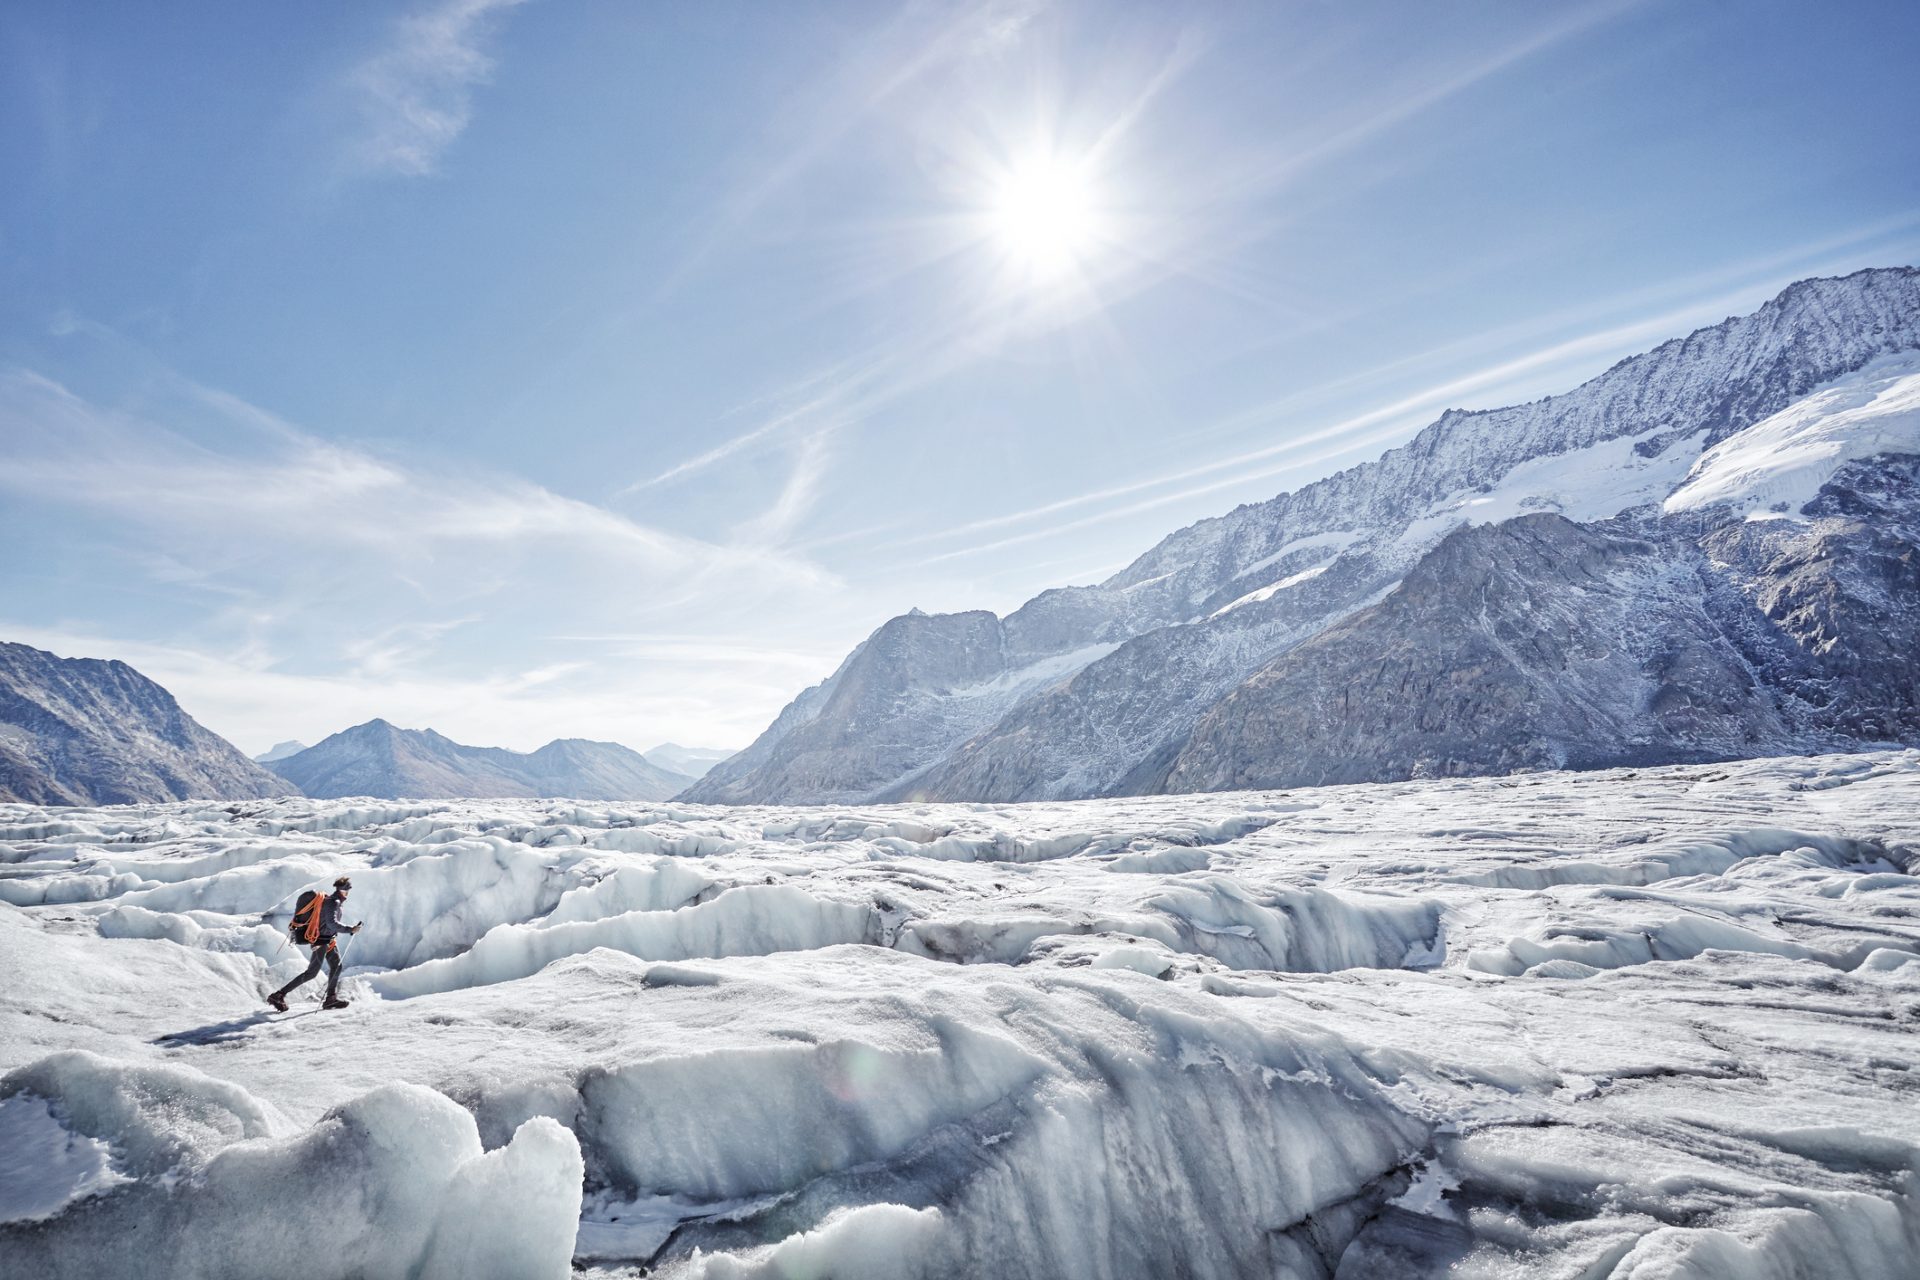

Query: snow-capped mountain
[642,743,736,780]
[1165,457,1920,790]
[269,720,695,801]
[0,642,292,805]
[253,740,308,764]
[686,267,1920,805]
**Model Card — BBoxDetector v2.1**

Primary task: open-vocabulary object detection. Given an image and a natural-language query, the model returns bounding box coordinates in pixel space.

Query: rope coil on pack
[292,892,326,945]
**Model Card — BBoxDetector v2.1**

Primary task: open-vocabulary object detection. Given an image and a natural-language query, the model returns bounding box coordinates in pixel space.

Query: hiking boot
[322,997,350,1009]
[268,993,288,1012]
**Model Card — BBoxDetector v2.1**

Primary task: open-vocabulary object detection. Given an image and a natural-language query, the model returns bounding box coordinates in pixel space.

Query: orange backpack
[290,891,325,945]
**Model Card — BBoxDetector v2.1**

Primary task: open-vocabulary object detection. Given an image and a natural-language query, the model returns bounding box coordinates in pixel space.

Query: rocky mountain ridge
[1162,455,1920,791]
[269,720,695,801]
[686,267,1920,804]
[0,643,292,805]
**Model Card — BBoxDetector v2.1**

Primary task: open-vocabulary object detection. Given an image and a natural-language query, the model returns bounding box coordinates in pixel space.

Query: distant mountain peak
[0,642,295,805]
[270,722,694,801]
[642,743,737,781]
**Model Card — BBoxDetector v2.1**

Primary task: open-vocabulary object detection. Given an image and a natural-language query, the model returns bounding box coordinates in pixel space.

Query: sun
[985,151,1106,278]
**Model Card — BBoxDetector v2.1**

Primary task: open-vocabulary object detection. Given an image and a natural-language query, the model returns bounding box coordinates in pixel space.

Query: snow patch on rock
[1667,350,1920,517]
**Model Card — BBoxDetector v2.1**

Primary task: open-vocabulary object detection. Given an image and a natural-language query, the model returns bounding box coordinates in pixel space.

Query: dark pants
[274,939,341,1002]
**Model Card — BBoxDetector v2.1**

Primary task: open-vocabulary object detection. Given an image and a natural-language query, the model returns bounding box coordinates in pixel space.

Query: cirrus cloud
[343,0,530,178]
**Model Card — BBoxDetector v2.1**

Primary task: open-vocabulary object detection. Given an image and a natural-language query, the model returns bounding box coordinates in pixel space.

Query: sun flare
[986,152,1105,277]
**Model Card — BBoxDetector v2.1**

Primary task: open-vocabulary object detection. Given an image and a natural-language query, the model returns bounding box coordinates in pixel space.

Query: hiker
[270,876,362,1011]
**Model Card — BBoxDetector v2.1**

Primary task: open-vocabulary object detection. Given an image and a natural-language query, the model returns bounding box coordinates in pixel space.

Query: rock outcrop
[0,643,293,805]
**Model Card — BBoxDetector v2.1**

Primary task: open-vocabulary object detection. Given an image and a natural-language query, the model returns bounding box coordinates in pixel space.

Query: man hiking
[270,876,362,1011]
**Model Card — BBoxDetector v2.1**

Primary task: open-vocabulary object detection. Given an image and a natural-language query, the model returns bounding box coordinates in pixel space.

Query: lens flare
[986,152,1105,277]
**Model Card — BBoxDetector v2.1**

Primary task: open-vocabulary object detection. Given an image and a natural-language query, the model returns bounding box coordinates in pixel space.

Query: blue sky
[3,0,1917,755]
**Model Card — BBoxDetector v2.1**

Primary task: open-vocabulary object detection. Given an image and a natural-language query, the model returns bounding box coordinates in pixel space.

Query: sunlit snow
[3,751,1918,1277]
[1666,350,1920,517]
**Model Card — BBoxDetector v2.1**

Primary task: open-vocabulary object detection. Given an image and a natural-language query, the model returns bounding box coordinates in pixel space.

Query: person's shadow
[153,1010,313,1047]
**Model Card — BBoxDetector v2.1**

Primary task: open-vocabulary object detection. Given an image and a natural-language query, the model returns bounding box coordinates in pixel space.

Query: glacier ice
[0,1064,583,1280]
[2,750,1918,1277]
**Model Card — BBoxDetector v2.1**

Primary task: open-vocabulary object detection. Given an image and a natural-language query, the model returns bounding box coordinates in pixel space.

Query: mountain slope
[689,267,1920,805]
[523,738,697,801]
[269,721,693,801]
[254,740,308,764]
[1163,455,1920,792]
[0,643,293,805]
[643,743,736,779]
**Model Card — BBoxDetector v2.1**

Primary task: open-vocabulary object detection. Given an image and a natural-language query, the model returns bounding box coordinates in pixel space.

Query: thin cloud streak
[623,355,884,495]
[0,367,830,587]
[1216,0,1645,206]
[344,0,529,177]
[733,429,840,549]
[911,268,1844,568]
[644,0,1045,305]
[622,1,1633,528]
[920,213,1920,556]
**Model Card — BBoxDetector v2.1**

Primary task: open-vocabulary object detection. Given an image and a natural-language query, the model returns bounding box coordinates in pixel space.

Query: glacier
[3,750,1918,1278]
[1665,349,1920,518]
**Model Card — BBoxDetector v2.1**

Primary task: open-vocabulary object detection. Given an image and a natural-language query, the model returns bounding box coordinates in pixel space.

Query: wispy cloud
[1204,0,1644,208]
[622,358,877,495]
[618,0,1626,536]
[908,259,1881,569]
[644,0,1046,303]
[343,0,529,177]
[732,429,839,550]
[0,621,779,756]
[0,367,833,584]
[341,617,478,678]
[0,361,849,716]
[0,360,875,750]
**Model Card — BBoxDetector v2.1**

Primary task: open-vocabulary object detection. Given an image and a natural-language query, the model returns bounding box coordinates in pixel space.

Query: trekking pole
[336,924,366,978]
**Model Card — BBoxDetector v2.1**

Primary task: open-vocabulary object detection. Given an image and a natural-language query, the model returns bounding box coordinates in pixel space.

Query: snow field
[1,750,1918,1277]
[1665,350,1920,517]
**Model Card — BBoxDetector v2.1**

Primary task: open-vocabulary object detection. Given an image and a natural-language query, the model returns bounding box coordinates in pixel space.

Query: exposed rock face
[1707,454,1920,742]
[881,549,1397,802]
[0,643,292,805]
[1162,518,1749,790]
[1162,457,1920,791]
[687,610,1083,805]
[685,268,1920,805]
[270,721,694,801]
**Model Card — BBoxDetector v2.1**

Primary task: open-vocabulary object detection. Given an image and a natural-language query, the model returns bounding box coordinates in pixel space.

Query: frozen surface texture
[1,751,1917,1277]
[688,268,1920,806]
